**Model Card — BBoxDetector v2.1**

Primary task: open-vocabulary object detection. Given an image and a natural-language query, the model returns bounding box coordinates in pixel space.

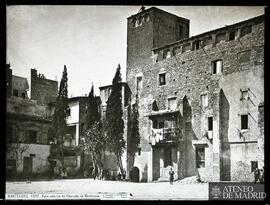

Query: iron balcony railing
[149,127,182,145]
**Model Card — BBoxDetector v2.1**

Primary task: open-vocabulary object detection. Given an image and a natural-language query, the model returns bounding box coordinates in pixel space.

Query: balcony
[149,127,182,146]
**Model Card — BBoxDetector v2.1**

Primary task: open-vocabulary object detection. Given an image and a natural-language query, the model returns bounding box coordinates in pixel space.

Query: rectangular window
[194,41,200,50]
[136,76,142,90]
[201,94,208,108]
[208,117,213,131]
[168,97,177,110]
[159,73,166,86]
[13,89,18,97]
[28,130,37,143]
[196,147,205,168]
[228,31,236,41]
[67,108,71,117]
[251,161,258,172]
[241,114,248,130]
[241,90,249,100]
[212,60,223,74]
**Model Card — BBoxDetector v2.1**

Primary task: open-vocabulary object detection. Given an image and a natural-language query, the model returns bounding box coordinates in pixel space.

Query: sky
[6,5,265,97]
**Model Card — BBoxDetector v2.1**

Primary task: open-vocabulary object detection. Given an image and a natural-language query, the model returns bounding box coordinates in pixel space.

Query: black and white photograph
[5,5,266,201]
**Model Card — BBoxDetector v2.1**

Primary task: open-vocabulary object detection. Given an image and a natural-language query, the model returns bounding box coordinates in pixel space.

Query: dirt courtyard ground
[6,178,209,200]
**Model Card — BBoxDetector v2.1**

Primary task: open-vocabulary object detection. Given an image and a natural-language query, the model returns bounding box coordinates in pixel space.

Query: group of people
[89,168,127,181]
[254,166,264,183]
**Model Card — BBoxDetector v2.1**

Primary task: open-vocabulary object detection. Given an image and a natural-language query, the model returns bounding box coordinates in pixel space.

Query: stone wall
[31,68,58,105]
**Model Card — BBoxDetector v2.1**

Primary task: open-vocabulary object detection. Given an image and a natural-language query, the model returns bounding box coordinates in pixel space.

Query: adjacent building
[99,83,131,175]
[6,67,56,178]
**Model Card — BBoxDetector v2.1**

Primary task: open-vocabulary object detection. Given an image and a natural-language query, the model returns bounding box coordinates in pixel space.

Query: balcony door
[160,147,176,179]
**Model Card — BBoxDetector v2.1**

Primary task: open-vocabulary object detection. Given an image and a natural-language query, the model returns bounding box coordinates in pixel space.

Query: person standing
[169,167,175,185]
[122,169,126,181]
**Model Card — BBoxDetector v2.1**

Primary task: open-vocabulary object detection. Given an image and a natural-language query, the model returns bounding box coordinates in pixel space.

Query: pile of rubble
[175,176,203,184]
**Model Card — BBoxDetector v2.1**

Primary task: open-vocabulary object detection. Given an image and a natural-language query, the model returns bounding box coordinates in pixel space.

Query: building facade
[126,7,264,182]
[99,83,131,176]
[6,67,54,178]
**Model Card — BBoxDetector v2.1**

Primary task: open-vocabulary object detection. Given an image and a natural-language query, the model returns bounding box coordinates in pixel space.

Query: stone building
[125,7,264,182]
[31,68,58,105]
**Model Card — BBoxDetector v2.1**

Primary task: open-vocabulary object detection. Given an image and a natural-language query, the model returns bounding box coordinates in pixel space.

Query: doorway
[23,157,33,174]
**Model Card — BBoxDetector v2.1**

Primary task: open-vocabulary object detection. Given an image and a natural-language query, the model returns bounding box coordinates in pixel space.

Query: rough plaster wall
[133,151,151,182]
[230,143,257,181]
[15,144,50,173]
[7,97,52,119]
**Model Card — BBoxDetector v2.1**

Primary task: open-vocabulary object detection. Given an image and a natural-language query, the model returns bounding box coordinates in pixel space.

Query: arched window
[152,100,159,111]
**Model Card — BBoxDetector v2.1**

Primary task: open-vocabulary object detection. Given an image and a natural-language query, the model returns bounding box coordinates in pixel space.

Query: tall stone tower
[126,7,190,182]
[126,7,190,97]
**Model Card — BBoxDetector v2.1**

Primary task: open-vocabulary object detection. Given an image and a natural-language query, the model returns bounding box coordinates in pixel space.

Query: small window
[241,90,249,100]
[136,76,142,91]
[22,93,26,98]
[194,41,200,50]
[168,97,177,110]
[241,114,248,130]
[196,147,205,168]
[201,94,208,108]
[152,100,159,111]
[28,130,37,143]
[13,89,18,97]
[211,60,223,74]
[67,108,71,117]
[228,31,236,41]
[251,161,258,172]
[208,117,213,131]
[159,73,166,86]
